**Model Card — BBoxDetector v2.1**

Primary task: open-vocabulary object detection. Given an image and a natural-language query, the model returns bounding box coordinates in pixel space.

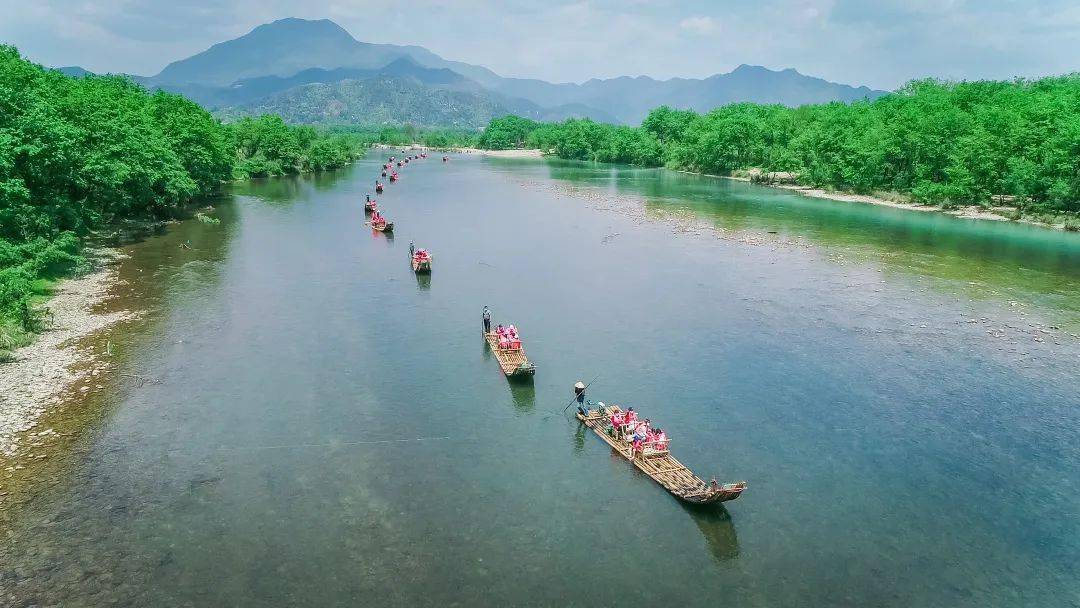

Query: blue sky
[2,0,1078,89]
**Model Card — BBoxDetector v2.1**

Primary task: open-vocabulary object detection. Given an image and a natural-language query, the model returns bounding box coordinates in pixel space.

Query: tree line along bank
[479,76,1080,226]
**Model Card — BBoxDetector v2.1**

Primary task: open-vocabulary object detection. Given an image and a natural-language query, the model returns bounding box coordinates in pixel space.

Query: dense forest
[0,46,372,356]
[482,76,1080,223]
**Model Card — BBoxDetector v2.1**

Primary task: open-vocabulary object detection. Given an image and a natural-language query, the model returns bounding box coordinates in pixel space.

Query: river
[3,152,1079,607]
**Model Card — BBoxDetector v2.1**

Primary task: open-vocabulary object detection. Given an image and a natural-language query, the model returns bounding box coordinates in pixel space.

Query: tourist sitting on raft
[493,323,522,350]
[371,210,387,227]
[412,248,431,264]
[606,407,668,454]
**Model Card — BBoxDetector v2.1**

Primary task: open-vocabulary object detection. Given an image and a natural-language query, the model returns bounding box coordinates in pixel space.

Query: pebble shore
[0,250,132,459]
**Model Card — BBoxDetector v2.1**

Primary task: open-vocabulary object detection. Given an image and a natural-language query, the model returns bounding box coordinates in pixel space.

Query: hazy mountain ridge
[215,77,515,127]
[485,65,882,123]
[61,18,886,127]
[214,72,620,127]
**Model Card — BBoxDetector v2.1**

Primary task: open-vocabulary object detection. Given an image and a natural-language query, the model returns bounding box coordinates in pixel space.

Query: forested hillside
[484,76,1080,221]
[217,77,515,128]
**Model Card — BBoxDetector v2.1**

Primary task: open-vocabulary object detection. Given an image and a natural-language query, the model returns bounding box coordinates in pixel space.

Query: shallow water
[3,153,1080,607]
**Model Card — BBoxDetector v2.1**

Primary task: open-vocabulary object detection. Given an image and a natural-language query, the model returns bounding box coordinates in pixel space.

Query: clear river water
[3,152,1080,607]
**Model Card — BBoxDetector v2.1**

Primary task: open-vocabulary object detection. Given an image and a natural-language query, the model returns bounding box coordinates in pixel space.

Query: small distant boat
[483,327,535,378]
[397,161,403,167]
[577,403,746,504]
[389,173,398,182]
[375,182,384,193]
[411,248,432,273]
[365,201,377,214]
[442,155,449,162]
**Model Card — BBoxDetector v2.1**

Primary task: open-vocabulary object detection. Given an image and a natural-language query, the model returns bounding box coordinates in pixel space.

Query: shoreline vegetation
[0,47,481,470]
[478,75,1080,231]
[0,45,370,359]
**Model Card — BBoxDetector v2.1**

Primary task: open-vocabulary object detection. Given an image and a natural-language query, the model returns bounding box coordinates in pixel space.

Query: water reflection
[230,176,306,203]
[415,272,431,290]
[684,504,740,564]
[509,381,535,413]
[572,423,587,453]
[311,169,349,192]
[370,229,395,243]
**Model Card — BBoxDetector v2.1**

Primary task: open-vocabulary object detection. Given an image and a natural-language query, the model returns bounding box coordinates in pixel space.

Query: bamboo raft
[577,405,746,504]
[483,331,535,377]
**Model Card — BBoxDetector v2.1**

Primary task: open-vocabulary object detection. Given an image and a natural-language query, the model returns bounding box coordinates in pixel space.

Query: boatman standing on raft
[482,306,491,333]
[574,381,589,416]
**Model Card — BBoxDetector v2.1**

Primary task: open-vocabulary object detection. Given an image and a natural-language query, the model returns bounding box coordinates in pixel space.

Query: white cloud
[679,15,718,35]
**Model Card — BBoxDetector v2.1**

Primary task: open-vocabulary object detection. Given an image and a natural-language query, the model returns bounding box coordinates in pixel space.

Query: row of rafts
[362,149,746,506]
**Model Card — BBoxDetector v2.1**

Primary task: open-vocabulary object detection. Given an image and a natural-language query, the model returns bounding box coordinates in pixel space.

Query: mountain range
[62,18,886,127]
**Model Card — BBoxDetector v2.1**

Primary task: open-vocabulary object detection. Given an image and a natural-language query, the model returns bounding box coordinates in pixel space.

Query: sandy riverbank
[0,250,133,459]
[712,173,1075,228]
[372,143,543,159]
[450,148,543,158]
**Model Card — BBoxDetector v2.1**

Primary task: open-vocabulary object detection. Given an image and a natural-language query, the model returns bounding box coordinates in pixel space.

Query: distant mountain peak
[152,17,367,85]
[254,17,354,39]
[731,64,773,75]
